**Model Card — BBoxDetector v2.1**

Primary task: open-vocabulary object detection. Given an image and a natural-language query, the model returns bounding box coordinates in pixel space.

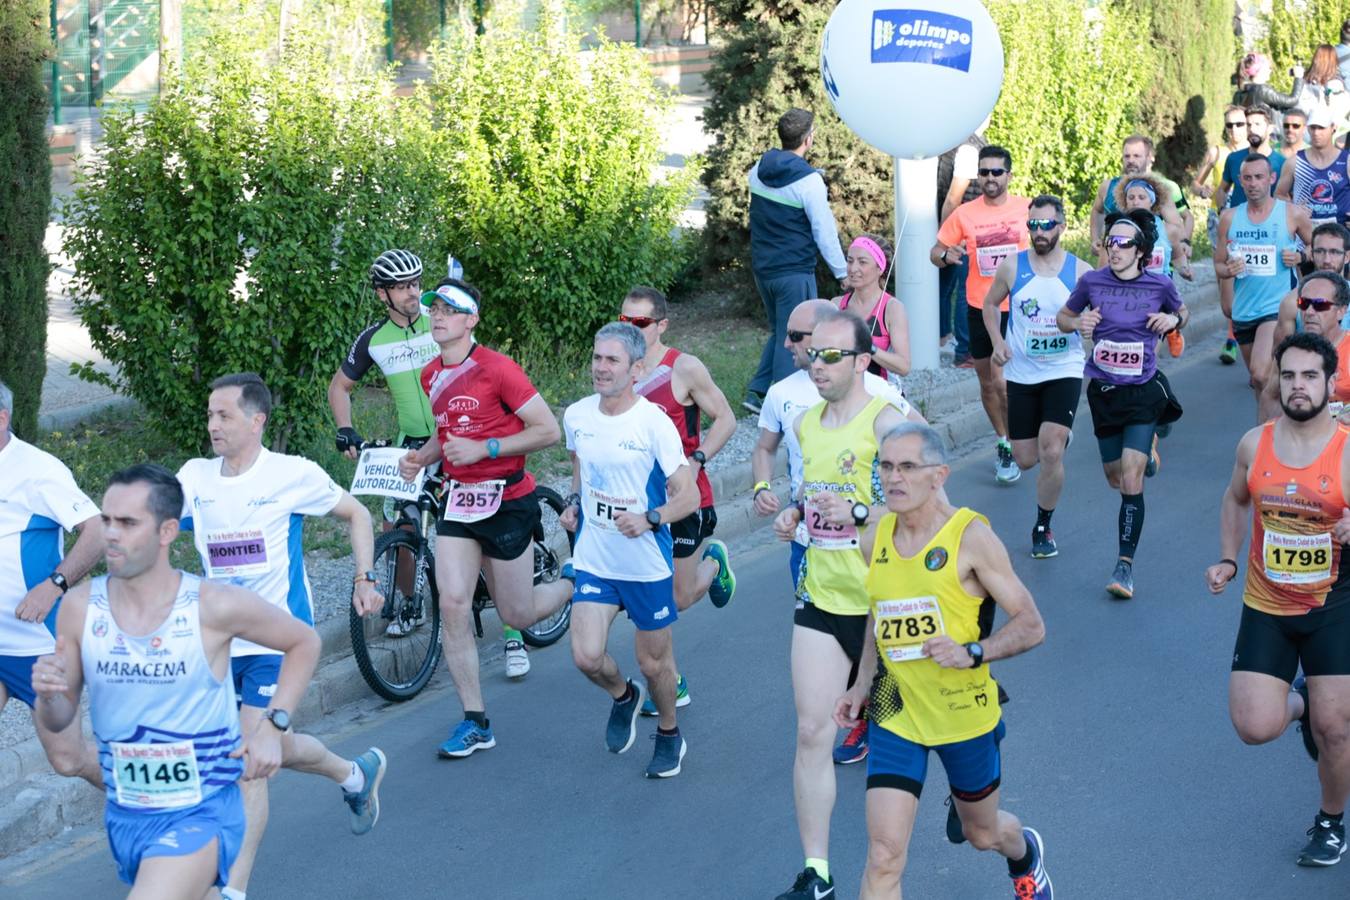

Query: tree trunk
[159,0,182,85]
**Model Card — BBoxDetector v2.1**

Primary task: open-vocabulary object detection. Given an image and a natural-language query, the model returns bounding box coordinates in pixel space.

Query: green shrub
[0,0,52,439]
[422,7,697,351]
[63,27,443,453]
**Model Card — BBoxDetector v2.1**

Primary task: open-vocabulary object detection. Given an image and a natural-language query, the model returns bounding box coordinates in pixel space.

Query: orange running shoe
[1166,329,1185,358]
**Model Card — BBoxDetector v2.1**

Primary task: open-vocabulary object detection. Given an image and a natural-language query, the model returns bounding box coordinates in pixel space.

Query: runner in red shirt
[622,287,739,714]
[399,279,573,758]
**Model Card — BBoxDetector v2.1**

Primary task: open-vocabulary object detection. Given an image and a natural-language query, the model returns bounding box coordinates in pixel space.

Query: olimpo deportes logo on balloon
[870,9,974,71]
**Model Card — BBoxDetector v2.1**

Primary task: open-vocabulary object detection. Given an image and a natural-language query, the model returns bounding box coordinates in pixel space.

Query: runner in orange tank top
[1263,267,1350,422]
[1207,331,1350,866]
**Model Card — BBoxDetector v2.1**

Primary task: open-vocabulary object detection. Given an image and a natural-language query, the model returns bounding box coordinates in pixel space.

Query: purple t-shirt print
[1064,268,1182,385]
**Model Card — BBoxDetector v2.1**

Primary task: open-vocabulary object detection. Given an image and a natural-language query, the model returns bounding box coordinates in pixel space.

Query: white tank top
[83,572,242,811]
[1004,251,1086,384]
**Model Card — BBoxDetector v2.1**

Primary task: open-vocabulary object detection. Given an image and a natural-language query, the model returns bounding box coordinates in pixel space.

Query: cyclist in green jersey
[328,251,531,674]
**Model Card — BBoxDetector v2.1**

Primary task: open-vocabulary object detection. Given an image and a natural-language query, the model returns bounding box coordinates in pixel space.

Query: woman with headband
[1056,209,1188,602]
[834,233,911,387]
[1113,173,1193,283]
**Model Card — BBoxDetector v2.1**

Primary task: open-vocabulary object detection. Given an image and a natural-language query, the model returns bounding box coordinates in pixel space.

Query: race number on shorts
[1093,340,1145,378]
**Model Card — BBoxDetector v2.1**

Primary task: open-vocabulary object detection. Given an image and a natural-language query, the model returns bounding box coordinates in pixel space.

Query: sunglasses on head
[978,167,1007,177]
[1297,296,1337,312]
[617,314,661,328]
[806,347,861,364]
[787,329,810,344]
[1027,218,1061,232]
[1105,235,1140,250]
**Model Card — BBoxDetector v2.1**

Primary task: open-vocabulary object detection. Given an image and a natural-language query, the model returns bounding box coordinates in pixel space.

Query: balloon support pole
[894,156,941,371]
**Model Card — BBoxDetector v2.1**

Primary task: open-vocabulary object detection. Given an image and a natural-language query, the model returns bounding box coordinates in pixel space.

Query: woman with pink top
[833,233,910,388]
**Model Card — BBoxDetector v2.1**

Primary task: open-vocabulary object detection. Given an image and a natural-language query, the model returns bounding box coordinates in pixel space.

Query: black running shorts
[1006,377,1083,442]
[436,493,540,561]
[671,506,717,559]
[1232,601,1350,681]
[967,307,1010,361]
[794,600,866,687]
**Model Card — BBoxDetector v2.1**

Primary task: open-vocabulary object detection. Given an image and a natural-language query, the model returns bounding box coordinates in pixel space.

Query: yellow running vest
[865,508,1002,746]
[798,395,888,616]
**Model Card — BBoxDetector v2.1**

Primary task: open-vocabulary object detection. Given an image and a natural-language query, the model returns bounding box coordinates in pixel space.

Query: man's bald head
[787,299,837,331]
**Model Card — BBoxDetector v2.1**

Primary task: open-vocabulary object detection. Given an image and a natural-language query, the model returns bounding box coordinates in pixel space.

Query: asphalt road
[4,350,1346,899]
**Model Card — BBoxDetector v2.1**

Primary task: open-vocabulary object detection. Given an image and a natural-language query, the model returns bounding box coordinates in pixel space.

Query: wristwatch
[964,642,985,668]
[486,438,501,459]
[354,570,378,585]
[851,502,870,528]
[565,492,581,509]
[690,449,707,466]
[48,572,69,593]
[645,510,662,531]
[263,708,292,732]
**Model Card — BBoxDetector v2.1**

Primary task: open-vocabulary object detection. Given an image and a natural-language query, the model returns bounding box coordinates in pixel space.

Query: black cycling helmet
[369,249,423,288]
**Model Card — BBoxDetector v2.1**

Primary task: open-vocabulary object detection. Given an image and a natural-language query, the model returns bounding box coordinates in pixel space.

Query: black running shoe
[1298,815,1347,866]
[945,794,966,844]
[775,867,834,900]
[1031,526,1057,559]
[1293,676,1318,762]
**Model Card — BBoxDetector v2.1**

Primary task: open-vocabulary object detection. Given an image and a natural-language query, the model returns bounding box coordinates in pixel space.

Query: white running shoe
[505,639,530,679]
[995,441,1021,484]
[384,614,425,638]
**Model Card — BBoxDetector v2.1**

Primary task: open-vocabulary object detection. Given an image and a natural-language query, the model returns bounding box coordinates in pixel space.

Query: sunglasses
[618,314,661,328]
[1027,218,1061,232]
[806,347,861,364]
[1284,121,1306,129]
[978,167,1007,177]
[787,329,810,344]
[1297,296,1337,312]
[1224,121,1247,129]
[1105,235,1140,250]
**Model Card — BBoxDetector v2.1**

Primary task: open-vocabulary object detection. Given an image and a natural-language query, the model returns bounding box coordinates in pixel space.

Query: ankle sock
[805,858,830,882]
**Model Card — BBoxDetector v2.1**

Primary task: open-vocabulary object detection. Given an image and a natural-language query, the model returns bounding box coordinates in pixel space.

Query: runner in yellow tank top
[834,422,1052,900]
[770,310,908,900]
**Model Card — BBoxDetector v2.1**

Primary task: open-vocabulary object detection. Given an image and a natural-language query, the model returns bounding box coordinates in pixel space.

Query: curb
[0,278,1224,859]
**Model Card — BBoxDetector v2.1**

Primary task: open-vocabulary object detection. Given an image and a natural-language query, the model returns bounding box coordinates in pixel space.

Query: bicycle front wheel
[522,485,572,648]
[350,528,443,702]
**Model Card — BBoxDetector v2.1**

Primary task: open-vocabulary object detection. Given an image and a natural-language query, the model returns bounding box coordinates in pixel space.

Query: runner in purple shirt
[1057,209,1189,601]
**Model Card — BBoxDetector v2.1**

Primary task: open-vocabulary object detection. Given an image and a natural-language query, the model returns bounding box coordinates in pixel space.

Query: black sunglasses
[978,167,1007,177]
[787,329,810,344]
[1297,296,1336,312]
[1224,121,1247,130]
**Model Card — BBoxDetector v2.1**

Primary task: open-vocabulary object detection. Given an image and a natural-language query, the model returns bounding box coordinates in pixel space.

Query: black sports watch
[645,509,662,531]
[263,708,292,732]
[690,449,707,466]
[565,492,581,509]
[48,572,70,593]
[964,642,985,668]
[851,502,870,528]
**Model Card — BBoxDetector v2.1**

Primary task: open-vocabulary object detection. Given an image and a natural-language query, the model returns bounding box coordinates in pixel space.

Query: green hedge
[0,0,52,439]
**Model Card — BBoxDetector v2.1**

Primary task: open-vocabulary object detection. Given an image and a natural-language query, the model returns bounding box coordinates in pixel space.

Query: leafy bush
[63,28,443,453]
[422,7,697,350]
[0,0,52,439]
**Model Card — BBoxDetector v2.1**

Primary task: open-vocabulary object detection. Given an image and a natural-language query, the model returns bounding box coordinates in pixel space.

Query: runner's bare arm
[984,254,1016,364]
[31,583,91,733]
[834,616,878,728]
[1274,160,1295,202]
[16,512,104,622]
[1192,146,1219,197]
[560,453,581,532]
[1275,290,1299,346]
[327,369,359,431]
[752,427,785,517]
[328,491,378,614]
[677,354,738,463]
[1214,210,1239,278]
[1090,177,1110,249]
[930,520,1044,667]
[1208,429,1258,594]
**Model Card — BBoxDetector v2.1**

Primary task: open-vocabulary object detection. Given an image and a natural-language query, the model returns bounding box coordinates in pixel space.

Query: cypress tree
[0,1,52,439]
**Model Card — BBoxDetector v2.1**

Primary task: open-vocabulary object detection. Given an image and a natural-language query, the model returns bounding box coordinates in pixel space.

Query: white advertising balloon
[820,0,1004,160]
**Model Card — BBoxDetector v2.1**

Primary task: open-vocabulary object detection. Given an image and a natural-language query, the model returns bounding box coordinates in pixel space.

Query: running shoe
[1106,559,1134,600]
[742,391,764,415]
[605,679,643,754]
[775,867,834,900]
[1010,827,1053,899]
[832,719,868,765]
[504,639,530,679]
[1298,814,1347,866]
[384,613,425,637]
[703,539,737,608]
[1144,434,1161,478]
[996,442,1021,484]
[945,795,966,844]
[1219,337,1239,365]
[1030,526,1057,559]
[437,719,496,758]
[645,731,687,778]
[343,748,387,835]
[640,674,691,716]
[1293,675,1318,762]
[1165,329,1185,358]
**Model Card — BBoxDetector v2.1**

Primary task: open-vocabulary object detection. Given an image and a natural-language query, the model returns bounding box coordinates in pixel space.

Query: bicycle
[348,442,572,702]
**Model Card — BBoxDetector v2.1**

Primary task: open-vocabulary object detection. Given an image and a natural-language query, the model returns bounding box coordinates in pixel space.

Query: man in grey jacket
[744,108,848,414]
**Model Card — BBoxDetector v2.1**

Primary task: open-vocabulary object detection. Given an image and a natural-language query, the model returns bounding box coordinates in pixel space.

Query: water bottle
[447,254,464,280]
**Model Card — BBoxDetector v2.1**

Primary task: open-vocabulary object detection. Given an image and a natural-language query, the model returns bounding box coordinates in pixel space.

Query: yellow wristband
[753,481,771,495]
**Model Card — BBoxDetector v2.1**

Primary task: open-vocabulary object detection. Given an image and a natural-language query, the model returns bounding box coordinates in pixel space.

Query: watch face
[646,510,661,526]
[852,503,869,520]
[269,710,290,730]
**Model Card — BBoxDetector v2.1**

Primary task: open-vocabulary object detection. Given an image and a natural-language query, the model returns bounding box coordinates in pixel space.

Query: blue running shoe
[343,748,387,835]
[703,539,736,608]
[645,731,687,778]
[1010,827,1053,899]
[606,679,643,753]
[437,719,496,758]
[832,718,868,764]
[640,674,691,716]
